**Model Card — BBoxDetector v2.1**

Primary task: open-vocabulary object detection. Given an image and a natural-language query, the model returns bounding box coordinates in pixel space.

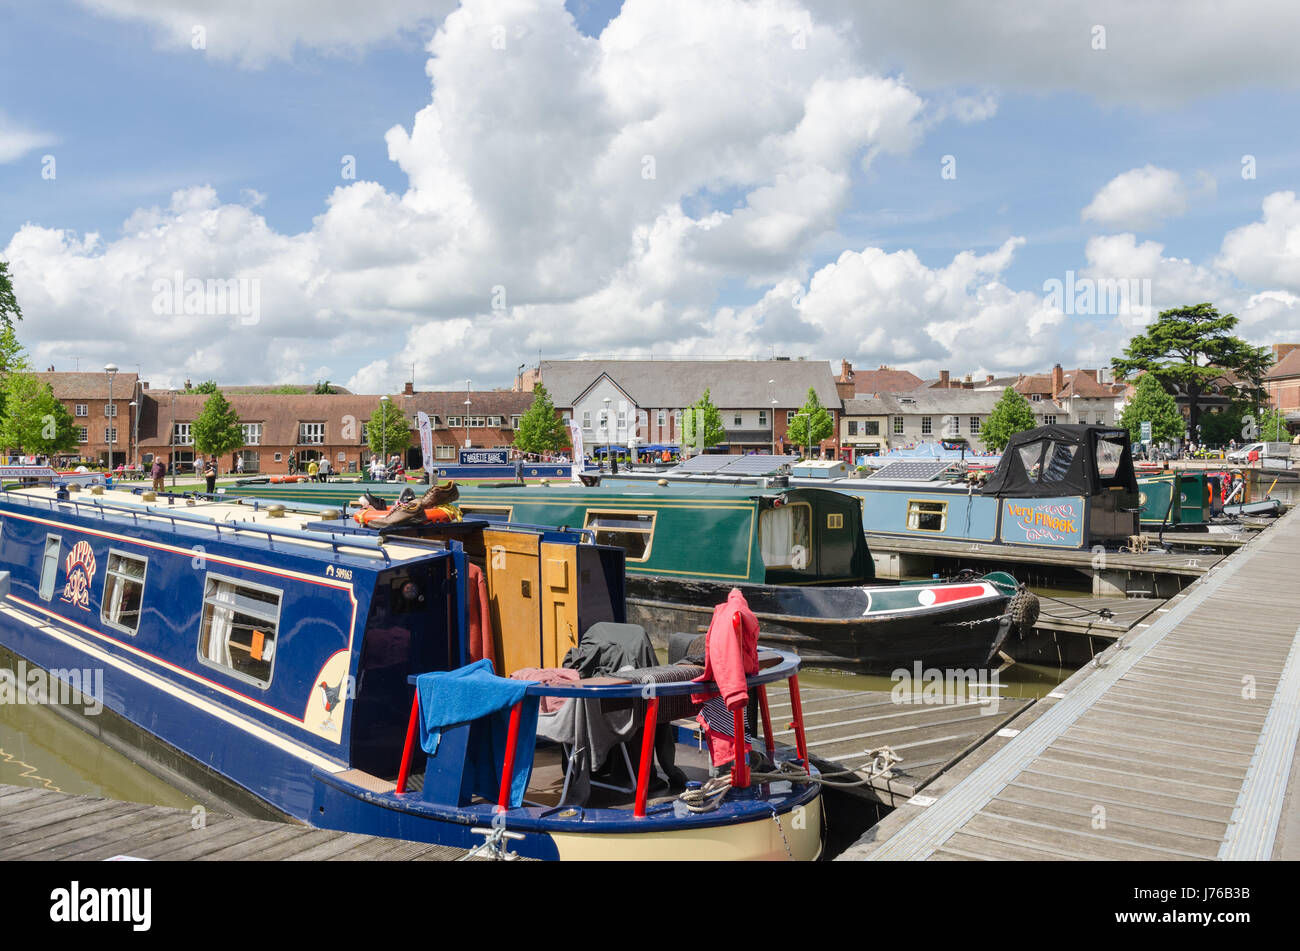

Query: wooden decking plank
[998,781,1229,840]
[981,798,1222,857]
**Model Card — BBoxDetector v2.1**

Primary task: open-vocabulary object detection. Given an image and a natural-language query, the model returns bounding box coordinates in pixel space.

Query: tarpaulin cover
[981,424,1137,498]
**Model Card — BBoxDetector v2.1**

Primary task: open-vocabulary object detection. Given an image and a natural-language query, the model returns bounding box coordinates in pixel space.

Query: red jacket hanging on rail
[692,588,759,709]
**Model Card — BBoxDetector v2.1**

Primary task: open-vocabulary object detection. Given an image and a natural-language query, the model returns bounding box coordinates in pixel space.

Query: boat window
[101,550,148,634]
[460,505,513,520]
[826,512,844,529]
[1096,438,1124,478]
[906,500,947,532]
[1039,441,1078,482]
[1017,441,1045,481]
[583,511,656,562]
[39,535,61,601]
[760,503,812,569]
[197,575,282,688]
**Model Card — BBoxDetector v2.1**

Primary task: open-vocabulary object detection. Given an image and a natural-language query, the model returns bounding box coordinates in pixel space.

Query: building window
[197,575,282,689]
[428,415,442,428]
[299,422,325,444]
[582,412,591,431]
[921,417,932,435]
[584,510,656,562]
[734,412,743,426]
[172,423,193,446]
[510,416,521,429]
[970,416,981,434]
[1030,394,1042,402]
[467,416,485,428]
[435,445,455,460]
[488,415,505,427]
[447,416,462,428]
[241,423,262,446]
[105,427,117,444]
[862,421,880,436]
[758,410,767,427]
[103,404,118,417]
[75,404,88,417]
[949,415,961,435]
[76,427,88,443]
[657,411,666,426]
[101,550,148,635]
[1044,415,1057,426]
[847,421,859,436]
[787,410,796,424]
[893,416,904,435]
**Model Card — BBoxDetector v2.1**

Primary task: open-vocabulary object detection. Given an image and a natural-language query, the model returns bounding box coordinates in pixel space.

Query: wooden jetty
[0,783,482,861]
[840,503,1300,861]
[676,685,1033,808]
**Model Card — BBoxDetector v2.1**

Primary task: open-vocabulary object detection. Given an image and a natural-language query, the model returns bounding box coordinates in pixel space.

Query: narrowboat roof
[458,482,803,502]
[0,485,447,570]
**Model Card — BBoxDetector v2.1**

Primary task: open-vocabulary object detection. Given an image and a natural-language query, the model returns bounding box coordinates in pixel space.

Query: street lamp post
[464,379,472,451]
[128,400,138,472]
[170,389,176,488]
[602,397,612,471]
[380,395,390,481]
[769,379,777,455]
[104,364,118,469]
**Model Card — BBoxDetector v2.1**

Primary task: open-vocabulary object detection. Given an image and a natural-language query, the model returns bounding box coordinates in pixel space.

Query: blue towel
[416,660,540,807]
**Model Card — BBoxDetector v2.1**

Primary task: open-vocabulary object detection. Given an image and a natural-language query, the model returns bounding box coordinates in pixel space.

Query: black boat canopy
[981,424,1137,498]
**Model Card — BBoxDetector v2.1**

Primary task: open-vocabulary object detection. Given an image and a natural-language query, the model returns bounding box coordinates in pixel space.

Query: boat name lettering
[60,540,96,611]
[1006,503,1077,534]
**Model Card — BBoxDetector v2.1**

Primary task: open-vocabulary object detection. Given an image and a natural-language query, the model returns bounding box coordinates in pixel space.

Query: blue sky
[2,0,1298,390]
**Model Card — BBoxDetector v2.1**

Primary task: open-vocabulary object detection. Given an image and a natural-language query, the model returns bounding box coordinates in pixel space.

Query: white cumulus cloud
[1082,165,1189,232]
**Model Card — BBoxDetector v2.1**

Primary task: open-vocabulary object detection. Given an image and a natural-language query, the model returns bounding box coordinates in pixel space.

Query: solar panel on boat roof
[717,454,799,476]
[671,455,732,474]
[867,460,958,481]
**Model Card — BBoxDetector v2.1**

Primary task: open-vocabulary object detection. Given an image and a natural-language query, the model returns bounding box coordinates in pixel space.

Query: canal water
[0,689,197,809]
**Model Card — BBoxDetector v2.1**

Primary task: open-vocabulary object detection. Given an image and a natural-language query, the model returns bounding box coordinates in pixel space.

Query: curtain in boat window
[760,505,810,567]
[203,580,235,666]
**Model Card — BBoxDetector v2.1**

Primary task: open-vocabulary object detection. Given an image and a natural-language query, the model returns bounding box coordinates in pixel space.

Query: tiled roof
[36,371,141,400]
[1267,349,1300,379]
[851,368,924,394]
[538,359,840,409]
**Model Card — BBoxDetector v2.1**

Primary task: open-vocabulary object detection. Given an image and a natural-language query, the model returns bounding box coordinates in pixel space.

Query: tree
[0,374,77,456]
[513,383,568,454]
[981,387,1037,450]
[366,398,412,458]
[0,323,31,421]
[1119,372,1184,445]
[191,389,244,457]
[785,387,834,456]
[1112,303,1271,439]
[0,259,23,330]
[193,380,219,394]
[680,388,726,453]
[1245,405,1289,443]
[314,380,333,395]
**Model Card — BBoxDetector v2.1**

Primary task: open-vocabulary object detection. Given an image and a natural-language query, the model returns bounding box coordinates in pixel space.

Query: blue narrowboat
[0,477,822,860]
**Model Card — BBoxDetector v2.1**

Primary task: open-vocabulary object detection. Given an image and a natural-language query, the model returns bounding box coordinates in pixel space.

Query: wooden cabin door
[482,529,541,674]
[540,542,580,668]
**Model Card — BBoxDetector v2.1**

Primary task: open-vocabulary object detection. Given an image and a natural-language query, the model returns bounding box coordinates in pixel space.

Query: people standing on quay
[203,455,217,495]
[151,456,166,493]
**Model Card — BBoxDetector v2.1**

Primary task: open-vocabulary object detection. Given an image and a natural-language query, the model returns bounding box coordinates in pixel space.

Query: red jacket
[693,588,759,710]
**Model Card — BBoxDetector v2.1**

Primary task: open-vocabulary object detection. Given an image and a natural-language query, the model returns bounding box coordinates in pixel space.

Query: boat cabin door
[482,529,580,672]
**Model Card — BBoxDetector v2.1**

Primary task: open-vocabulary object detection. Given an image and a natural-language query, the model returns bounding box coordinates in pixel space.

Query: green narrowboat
[220,479,1034,672]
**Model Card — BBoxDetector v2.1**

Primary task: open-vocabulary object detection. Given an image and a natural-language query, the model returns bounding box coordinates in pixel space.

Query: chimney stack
[403,381,414,396]
[1052,364,1064,398]
[939,369,950,387]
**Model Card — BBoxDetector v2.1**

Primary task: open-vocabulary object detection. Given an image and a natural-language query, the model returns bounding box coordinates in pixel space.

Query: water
[0,694,198,809]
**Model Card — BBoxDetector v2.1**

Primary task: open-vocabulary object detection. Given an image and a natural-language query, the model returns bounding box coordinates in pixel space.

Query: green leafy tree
[193,380,219,394]
[0,374,77,455]
[0,259,23,330]
[513,383,568,454]
[270,384,304,394]
[1119,372,1184,445]
[785,387,834,455]
[191,389,244,457]
[1244,405,1289,443]
[680,388,727,452]
[1197,403,1248,447]
[981,387,1037,450]
[314,380,333,395]
[0,324,32,421]
[366,398,412,458]
[1112,303,1271,439]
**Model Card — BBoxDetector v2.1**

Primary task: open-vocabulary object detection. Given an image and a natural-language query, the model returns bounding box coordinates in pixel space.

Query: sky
[2,0,1299,393]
